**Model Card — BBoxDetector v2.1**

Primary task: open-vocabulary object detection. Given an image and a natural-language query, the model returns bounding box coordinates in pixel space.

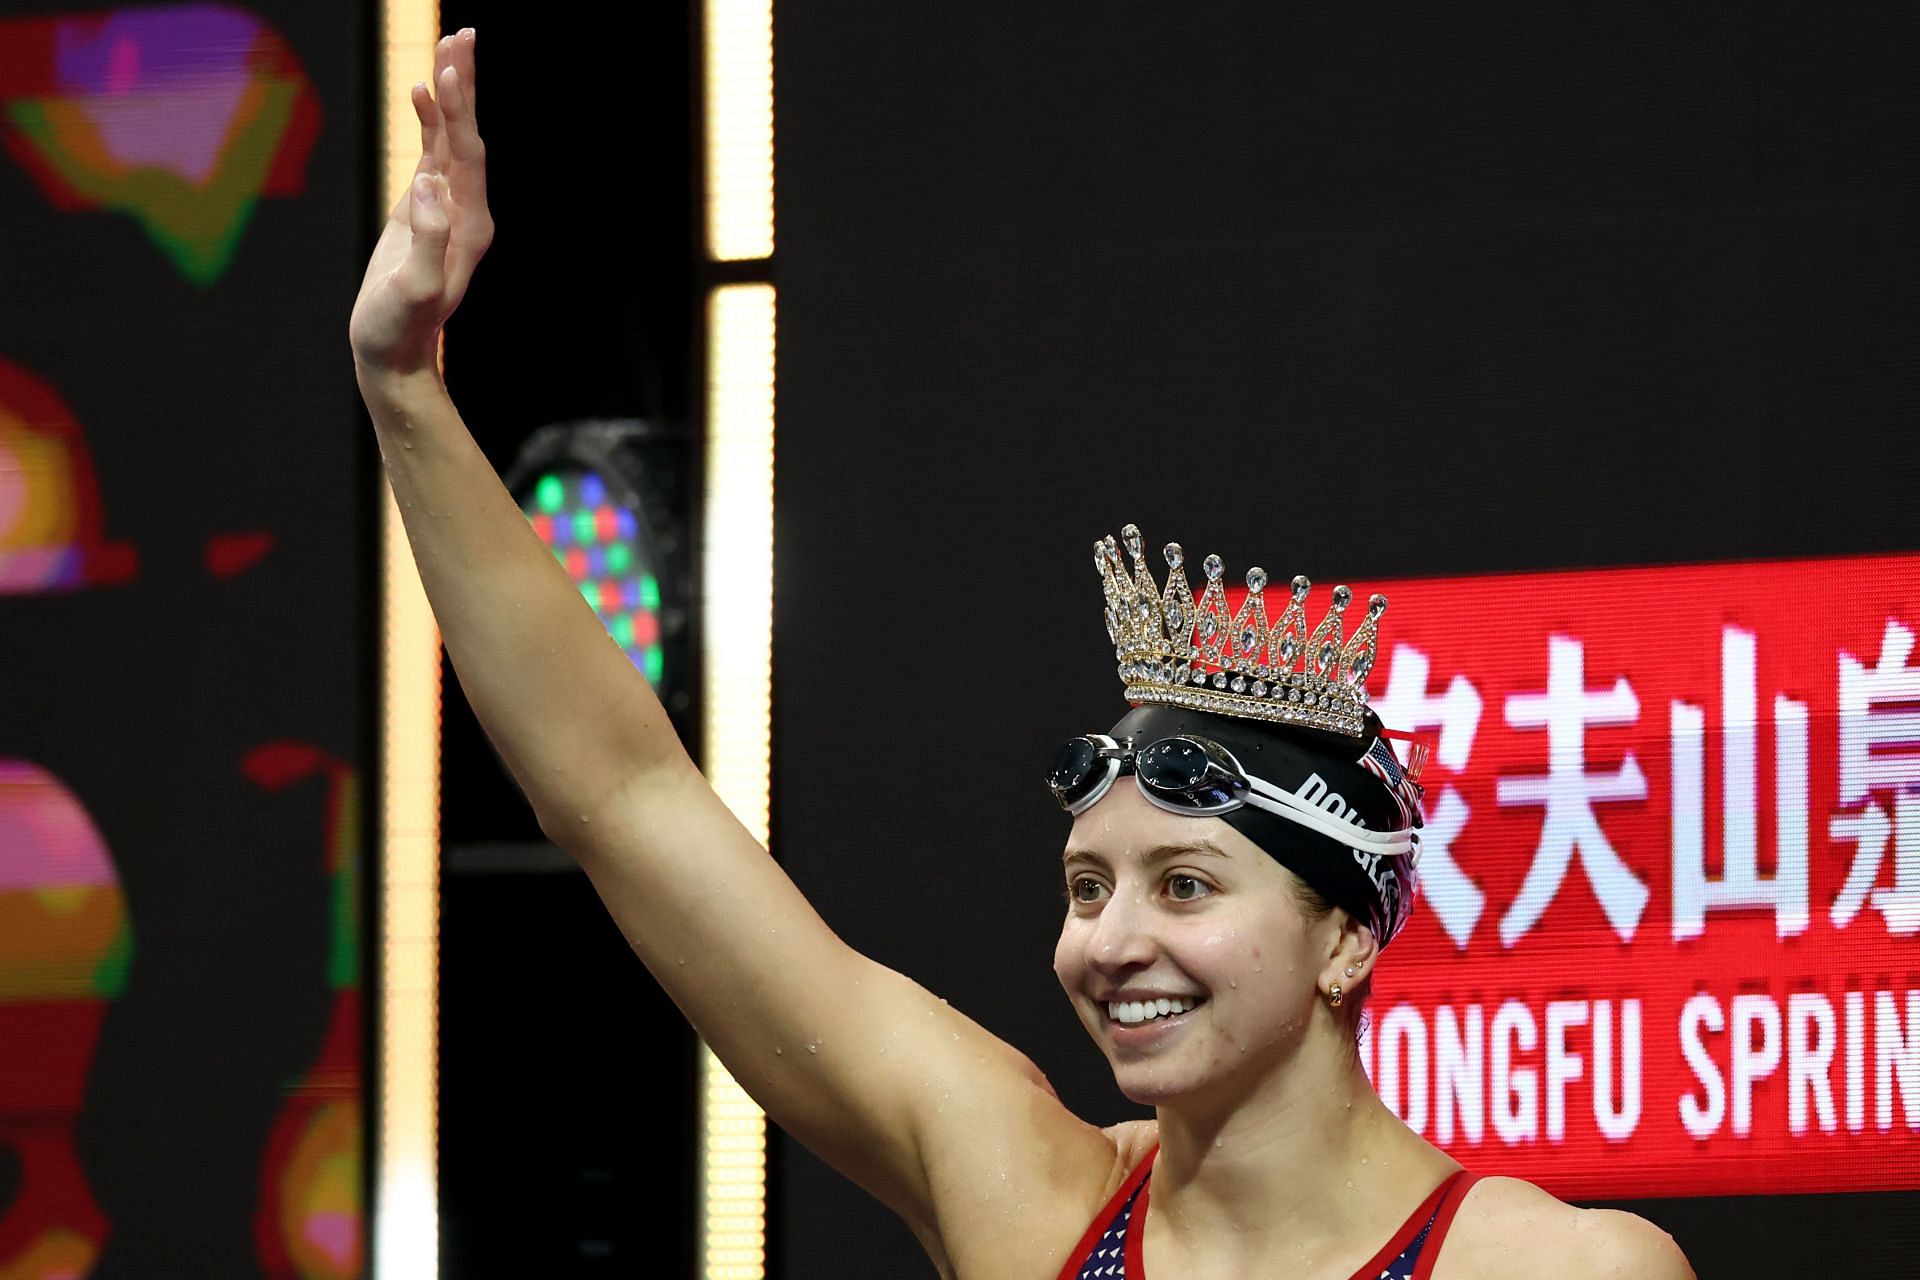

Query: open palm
[349,30,494,378]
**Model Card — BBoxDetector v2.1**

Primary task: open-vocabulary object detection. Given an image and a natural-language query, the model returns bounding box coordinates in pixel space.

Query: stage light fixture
[504,420,694,717]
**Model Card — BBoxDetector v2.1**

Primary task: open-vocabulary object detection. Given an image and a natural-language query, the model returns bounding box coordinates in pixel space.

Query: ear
[1319,910,1379,995]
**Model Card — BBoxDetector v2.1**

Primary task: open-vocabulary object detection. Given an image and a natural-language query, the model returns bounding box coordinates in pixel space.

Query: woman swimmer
[349,32,1695,1279]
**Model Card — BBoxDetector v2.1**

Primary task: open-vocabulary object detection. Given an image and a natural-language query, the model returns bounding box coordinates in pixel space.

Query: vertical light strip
[704,0,775,260]
[703,0,774,1270]
[700,285,775,1280]
[377,2,441,1277]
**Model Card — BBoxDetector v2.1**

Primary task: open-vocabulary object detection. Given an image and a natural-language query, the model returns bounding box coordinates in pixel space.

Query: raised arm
[348,32,1113,1260]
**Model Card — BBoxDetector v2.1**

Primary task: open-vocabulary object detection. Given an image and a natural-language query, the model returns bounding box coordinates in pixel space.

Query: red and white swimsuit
[1055,1147,1479,1280]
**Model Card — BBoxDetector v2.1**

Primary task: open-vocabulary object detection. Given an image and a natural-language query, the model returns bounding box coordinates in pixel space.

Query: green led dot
[643,646,664,683]
[579,582,597,608]
[536,474,565,514]
[606,542,632,574]
[552,546,567,565]
[610,613,634,648]
[572,509,597,544]
[640,573,661,611]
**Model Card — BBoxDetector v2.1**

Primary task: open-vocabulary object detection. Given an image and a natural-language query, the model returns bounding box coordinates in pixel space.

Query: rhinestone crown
[1094,523,1388,738]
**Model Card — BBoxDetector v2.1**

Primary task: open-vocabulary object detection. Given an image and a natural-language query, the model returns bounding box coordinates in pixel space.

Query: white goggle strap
[1240,774,1418,859]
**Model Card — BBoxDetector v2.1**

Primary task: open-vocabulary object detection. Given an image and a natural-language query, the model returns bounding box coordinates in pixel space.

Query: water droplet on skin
[676,957,686,966]
[1229,979,1238,988]
[578,814,590,824]
[806,1043,818,1054]
[774,1047,782,1056]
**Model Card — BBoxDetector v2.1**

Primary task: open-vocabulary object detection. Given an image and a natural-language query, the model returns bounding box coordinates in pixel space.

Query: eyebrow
[1061,840,1233,867]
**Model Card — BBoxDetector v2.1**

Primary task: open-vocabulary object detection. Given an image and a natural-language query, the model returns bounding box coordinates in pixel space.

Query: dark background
[432,2,701,1275]
[769,2,1919,1275]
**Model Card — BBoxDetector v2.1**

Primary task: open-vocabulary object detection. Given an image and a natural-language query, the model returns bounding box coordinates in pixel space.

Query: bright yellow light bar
[700,284,775,1280]
[377,3,441,1277]
[703,0,775,260]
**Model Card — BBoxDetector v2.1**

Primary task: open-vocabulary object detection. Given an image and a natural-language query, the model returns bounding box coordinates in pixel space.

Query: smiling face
[1052,778,1338,1109]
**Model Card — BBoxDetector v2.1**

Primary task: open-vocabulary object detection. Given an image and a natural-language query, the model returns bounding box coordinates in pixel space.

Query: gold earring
[1328,983,1344,1008]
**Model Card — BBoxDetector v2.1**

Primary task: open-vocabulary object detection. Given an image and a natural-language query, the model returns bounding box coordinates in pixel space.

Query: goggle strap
[1239,776,1417,857]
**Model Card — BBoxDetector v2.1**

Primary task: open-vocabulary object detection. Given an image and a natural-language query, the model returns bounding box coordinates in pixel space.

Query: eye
[1069,875,1108,904]
[1166,873,1211,902]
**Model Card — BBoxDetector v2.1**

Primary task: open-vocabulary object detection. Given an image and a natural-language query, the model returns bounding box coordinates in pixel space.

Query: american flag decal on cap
[1361,735,1425,834]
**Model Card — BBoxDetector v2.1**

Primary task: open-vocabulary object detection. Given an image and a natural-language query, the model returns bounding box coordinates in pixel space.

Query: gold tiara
[1095,523,1386,738]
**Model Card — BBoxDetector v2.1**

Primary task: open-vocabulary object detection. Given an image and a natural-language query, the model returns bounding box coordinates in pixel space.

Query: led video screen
[0,2,371,1274]
[1356,554,1920,1198]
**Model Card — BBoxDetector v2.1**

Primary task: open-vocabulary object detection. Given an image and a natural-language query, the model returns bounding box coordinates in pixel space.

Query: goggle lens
[1047,734,1250,815]
[1137,737,1243,810]
[1046,737,1101,797]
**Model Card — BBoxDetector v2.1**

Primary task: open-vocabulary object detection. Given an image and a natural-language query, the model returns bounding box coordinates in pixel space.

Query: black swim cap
[1105,702,1425,945]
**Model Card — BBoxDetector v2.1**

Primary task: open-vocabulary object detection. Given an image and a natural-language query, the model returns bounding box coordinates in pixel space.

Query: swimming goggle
[1045,733,1416,858]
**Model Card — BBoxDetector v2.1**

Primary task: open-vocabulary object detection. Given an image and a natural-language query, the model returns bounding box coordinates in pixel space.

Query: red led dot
[631,610,660,646]
[595,506,618,542]
[565,548,588,579]
[599,581,622,612]
[530,514,554,542]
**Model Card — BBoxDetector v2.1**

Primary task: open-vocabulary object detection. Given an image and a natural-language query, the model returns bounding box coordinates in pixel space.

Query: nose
[1084,883,1160,974]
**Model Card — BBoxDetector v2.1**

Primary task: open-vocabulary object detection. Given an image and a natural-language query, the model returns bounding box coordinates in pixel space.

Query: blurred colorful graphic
[244,744,362,1280]
[0,360,136,595]
[0,5,321,286]
[0,762,130,1279]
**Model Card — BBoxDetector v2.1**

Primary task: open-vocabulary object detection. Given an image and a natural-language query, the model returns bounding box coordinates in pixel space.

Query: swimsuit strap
[1056,1150,1478,1280]
[1406,1169,1480,1280]
[1054,1145,1159,1280]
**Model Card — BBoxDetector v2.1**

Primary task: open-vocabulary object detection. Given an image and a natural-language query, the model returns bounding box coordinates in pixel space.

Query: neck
[1147,1033,1450,1263]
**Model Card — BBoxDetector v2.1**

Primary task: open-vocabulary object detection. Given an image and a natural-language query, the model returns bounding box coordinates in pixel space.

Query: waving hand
[349,29,494,378]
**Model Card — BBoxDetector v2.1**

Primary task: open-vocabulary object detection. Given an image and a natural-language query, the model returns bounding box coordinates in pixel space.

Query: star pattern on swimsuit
[1377,1217,1435,1279]
[1069,1180,1143,1279]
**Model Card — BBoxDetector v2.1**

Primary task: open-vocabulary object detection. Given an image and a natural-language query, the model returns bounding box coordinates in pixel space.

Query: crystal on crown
[1092,523,1385,737]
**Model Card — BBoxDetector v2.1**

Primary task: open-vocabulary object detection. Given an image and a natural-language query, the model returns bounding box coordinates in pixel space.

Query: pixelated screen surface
[1351,554,1920,1199]
[0,1,368,1273]
[0,5,322,286]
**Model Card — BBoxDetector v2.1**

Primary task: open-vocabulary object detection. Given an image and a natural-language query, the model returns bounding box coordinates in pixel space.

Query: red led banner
[1351,553,1920,1199]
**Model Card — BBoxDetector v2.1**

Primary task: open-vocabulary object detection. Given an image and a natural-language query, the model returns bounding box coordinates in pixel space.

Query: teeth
[1106,996,1201,1026]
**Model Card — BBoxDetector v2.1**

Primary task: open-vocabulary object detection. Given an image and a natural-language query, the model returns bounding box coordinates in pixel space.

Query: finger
[411,81,445,175]
[396,172,452,303]
[452,27,476,115]
[432,32,454,101]
[438,62,489,213]
[439,52,478,153]
[437,62,471,146]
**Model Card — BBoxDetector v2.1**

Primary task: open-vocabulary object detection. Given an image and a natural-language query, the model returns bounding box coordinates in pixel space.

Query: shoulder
[1099,1117,1160,1175]
[1437,1176,1693,1280]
